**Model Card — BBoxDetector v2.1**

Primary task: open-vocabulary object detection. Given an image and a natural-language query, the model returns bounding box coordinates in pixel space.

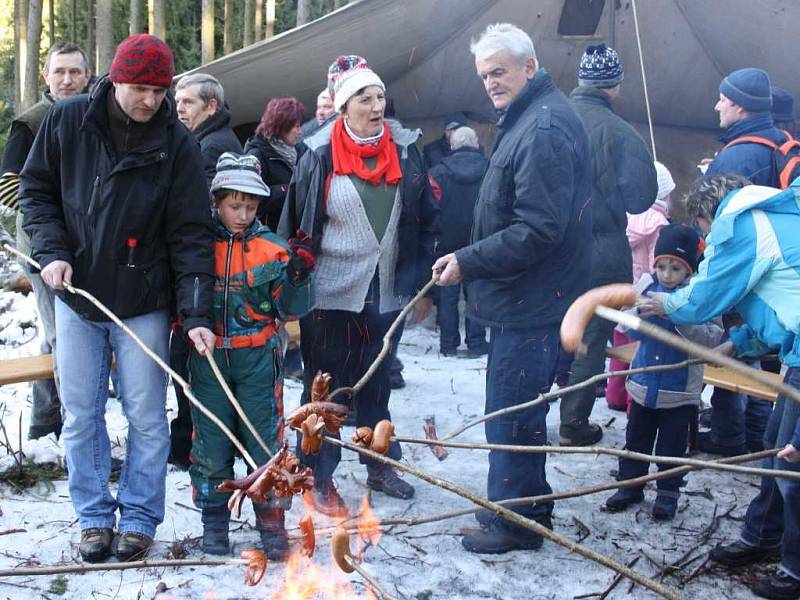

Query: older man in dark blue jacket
[434,23,592,554]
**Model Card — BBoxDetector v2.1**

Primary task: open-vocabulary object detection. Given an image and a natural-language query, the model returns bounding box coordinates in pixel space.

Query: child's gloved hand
[287,229,316,284]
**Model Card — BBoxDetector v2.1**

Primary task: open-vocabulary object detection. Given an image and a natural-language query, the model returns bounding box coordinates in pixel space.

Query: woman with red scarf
[279,55,437,515]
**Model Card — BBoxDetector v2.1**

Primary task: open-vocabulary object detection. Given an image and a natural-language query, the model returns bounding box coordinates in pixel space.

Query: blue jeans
[710,370,773,450]
[741,475,800,579]
[55,299,170,537]
[438,283,486,351]
[485,324,558,530]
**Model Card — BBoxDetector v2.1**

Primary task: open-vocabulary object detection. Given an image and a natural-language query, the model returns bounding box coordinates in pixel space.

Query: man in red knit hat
[19,34,216,563]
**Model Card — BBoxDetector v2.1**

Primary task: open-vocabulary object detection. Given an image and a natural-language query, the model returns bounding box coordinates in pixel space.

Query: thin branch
[441,358,703,441]
[345,556,399,600]
[0,557,249,577]
[392,437,800,480]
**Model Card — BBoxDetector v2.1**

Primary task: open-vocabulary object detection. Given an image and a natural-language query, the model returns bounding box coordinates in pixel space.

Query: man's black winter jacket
[19,78,215,331]
[456,70,593,328]
[194,107,243,186]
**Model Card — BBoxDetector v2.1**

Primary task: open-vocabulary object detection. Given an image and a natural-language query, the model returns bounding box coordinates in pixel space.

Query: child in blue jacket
[605,224,722,520]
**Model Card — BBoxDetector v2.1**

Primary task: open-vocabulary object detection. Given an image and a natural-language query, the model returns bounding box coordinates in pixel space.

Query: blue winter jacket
[627,281,722,409]
[663,180,800,457]
[707,113,786,186]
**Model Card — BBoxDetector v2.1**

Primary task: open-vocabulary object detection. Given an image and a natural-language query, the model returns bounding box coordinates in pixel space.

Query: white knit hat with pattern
[655,161,675,201]
[327,55,385,113]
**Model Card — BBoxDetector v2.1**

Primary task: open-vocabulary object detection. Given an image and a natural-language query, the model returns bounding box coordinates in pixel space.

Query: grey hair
[44,42,91,73]
[470,23,536,63]
[176,73,225,108]
[684,174,751,223]
[449,126,479,150]
[317,88,331,101]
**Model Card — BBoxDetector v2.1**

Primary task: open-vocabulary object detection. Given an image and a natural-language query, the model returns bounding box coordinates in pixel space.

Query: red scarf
[331,117,403,186]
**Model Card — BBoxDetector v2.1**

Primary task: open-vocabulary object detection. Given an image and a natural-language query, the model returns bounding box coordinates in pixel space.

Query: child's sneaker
[605,488,645,512]
[652,495,678,521]
[201,505,231,555]
[254,506,289,561]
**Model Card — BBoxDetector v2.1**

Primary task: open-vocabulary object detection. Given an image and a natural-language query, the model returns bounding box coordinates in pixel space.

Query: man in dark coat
[171,72,242,469]
[428,126,488,356]
[175,73,242,186]
[423,111,467,171]
[434,23,592,554]
[20,34,215,564]
[0,42,91,440]
[559,44,657,446]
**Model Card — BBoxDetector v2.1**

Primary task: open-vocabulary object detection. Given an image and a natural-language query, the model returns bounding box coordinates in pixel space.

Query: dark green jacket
[570,86,657,286]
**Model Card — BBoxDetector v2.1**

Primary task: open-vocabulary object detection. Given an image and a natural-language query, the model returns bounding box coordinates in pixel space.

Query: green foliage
[48,574,68,596]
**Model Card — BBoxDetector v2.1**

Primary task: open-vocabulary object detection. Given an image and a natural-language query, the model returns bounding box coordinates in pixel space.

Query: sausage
[311,370,333,403]
[286,401,349,432]
[300,414,325,455]
[370,420,394,455]
[331,527,355,573]
[352,426,373,448]
[241,548,268,586]
[299,514,316,558]
[560,284,638,353]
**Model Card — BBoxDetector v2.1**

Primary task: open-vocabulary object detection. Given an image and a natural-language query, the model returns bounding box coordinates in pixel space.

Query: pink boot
[606,329,633,411]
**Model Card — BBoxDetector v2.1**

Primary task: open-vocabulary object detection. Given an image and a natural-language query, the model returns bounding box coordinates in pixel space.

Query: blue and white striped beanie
[578,44,624,88]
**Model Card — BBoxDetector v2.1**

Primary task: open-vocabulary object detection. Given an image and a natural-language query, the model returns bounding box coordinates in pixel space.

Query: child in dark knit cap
[605,224,723,520]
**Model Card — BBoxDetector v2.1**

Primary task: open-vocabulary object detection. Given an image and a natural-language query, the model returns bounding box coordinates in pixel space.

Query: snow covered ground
[0,284,771,600]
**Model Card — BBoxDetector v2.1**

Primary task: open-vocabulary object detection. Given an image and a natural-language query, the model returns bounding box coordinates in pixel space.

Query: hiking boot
[697,431,749,457]
[115,532,153,562]
[465,343,489,358]
[751,569,800,600]
[652,495,678,521]
[605,488,645,512]
[79,527,113,563]
[254,505,289,561]
[201,505,230,555]
[709,540,782,567]
[559,422,603,446]
[366,464,415,499]
[309,479,350,517]
[462,517,546,554]
[440,347,458,357]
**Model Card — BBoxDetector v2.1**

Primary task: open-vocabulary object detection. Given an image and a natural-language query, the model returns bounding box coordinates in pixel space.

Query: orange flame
[356,495,381,557]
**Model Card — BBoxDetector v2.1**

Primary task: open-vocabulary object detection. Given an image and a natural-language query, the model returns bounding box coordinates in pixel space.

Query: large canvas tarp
[184,0,800,133]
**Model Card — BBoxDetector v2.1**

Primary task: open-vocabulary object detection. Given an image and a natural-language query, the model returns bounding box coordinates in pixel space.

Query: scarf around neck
[331,117,402,186]
[269,137,298,168]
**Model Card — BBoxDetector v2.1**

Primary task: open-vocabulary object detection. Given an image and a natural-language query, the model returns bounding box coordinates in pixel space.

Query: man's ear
[525,57,537,79]
[208,98,219,113]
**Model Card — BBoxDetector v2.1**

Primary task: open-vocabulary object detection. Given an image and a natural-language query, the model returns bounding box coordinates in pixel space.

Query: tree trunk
[243,0,253,47]
[201,0,214,63]
[96,0,113,73]
[70,0,77,41]
[86,0,95,73]
[223,0,233,54]
[254,0,262,41]
[23,0,44,111]
[265,0,274,38]
[130,0,142,34]
[48,0,55,47]
[14,0,28,113]
[296,0,310,27]
[148,0,166,40]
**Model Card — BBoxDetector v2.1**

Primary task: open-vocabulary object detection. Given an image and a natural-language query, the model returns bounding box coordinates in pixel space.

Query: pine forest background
[0,0,350,153]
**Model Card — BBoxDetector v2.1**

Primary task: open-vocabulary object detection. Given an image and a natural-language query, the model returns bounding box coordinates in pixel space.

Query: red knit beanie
[109,34,175,88]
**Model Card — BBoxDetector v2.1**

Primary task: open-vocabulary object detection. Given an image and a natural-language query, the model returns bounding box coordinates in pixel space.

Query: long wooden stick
[302,449,776,537]
[328,277,437,401]
[0,557,250,577]
[3,244,258,470]
[344,556,400,600]
[595,305,800,405]
[392,437,798,480]
[317,432,685,600]
[441,358,703,441]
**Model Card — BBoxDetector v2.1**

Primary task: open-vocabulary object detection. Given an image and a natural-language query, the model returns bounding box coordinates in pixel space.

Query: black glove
[286,229,316,284]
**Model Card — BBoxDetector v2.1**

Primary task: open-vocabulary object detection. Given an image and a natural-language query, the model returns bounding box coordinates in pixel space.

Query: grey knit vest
[314,175,406,313]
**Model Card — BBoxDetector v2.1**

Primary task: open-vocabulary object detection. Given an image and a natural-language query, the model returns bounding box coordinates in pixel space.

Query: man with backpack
[708,68,797,187]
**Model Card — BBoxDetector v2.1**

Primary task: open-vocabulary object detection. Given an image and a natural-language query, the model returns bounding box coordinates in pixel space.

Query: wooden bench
[0,321,302,386]
[606,342,781,401]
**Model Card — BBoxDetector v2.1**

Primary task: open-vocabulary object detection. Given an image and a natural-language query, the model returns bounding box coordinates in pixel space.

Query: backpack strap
[723,135,779,151]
